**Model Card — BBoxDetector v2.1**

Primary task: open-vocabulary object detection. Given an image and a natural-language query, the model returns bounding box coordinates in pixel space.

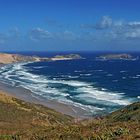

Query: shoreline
[0,82,91,119]
[0,53,91,119]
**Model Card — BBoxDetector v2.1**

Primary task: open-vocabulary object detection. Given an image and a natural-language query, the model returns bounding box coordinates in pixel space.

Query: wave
[0,62,133,114]
[129,76,139,79]
[80,74,92,76]
[74,87,130,106]
[106,74,113,77]
[94,70,103,72]
[33,66,49,69]
[120,71,127,73]
[112,80,118,82]
[122,77,127,79]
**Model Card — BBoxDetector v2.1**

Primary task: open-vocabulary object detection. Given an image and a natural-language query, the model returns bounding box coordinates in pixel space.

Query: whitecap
[129,76,139,79]
[74,87,130,106]
[94,70,103,72]
[33,66,48,69]
[120,71,127,73]
[122,77,126,79]
[0,61,133,115]
[107,74,113,76]
[74,70,83,73]
[80,74,92,76]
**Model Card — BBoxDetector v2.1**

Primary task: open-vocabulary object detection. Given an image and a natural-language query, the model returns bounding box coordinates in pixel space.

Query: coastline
[0,82,91,119]
[0,53,92,119]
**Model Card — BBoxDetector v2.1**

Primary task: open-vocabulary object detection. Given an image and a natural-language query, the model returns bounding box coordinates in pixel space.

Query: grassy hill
[0,92,139,140]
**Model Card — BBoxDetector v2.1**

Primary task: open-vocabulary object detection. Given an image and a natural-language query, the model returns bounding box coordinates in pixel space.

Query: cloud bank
[1,16,140,51]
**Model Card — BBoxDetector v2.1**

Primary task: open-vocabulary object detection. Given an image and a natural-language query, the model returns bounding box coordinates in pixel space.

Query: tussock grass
[0,92,139,139]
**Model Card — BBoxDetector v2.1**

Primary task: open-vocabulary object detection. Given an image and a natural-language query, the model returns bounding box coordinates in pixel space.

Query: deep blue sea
[0,52,140,116]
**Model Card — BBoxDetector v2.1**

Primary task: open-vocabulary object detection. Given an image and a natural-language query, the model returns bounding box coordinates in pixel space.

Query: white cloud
[63,30,77,40]
[81,16,113,30]
[29,28,53,41]
[55,30,78,41]
[125,29,140,39]
[8,27,20,37]
[127,21,140,28]
[95,16,113,29]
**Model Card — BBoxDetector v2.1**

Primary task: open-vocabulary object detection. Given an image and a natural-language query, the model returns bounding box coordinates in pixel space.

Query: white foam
[67,75,79,78]
[80,74,92,76]
[17,71,40,79]
[57,80,90,87]
[20,83,69,97]
[120,71,127,73]
[0,62,132,113]
[101,88,107,91]
[107,74,113,76]
[129,76,139,79]
[75,87,130,106]
[33,66,48,69]
[122,77,126,79]
[93,70,103,72]
[56,98,104,113]
[74,70,83,73]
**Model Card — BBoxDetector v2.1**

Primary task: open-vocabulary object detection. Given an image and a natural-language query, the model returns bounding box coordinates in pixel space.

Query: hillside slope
[0,91,139,140]
[0,53,37,64]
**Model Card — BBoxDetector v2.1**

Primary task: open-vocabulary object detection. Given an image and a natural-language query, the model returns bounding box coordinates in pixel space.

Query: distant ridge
[0,53,82,64]
[96,53,139,60]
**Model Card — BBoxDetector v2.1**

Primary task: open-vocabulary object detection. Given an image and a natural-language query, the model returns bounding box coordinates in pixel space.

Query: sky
[0,0,140,51]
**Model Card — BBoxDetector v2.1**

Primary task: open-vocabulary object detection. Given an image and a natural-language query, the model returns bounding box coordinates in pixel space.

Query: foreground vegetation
[0,92,139,140]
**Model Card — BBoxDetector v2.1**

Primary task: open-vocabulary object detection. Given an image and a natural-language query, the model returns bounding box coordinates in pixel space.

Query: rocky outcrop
[96,53,138,60]
[51,54,82,61]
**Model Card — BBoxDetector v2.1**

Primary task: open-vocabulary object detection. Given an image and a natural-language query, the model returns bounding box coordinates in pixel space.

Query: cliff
[0,53,38,64]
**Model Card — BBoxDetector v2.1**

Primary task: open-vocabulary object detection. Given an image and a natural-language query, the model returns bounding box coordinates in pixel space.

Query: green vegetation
[0,93,139,140]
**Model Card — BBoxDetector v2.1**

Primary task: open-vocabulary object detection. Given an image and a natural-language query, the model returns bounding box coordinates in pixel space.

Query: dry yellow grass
[0,53,17,64]
[0,91,139,139]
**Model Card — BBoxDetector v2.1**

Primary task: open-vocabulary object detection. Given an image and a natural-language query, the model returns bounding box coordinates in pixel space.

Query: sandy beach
[0,53,90,119]
[0,52,92,119]
[0,82,90,119]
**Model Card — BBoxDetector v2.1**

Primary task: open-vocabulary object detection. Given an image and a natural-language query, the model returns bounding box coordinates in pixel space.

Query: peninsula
[0,53,82,64]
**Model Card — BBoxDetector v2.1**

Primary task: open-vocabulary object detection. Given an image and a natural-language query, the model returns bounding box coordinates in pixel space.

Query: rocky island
[0,53,82,64]
[96,53,138,60]
[52,54,82,61]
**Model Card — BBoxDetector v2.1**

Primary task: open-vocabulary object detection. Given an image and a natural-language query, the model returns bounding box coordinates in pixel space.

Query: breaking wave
[0,62,133,115]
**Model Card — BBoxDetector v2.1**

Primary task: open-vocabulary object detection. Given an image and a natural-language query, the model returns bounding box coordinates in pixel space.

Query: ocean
[0,52,140,116]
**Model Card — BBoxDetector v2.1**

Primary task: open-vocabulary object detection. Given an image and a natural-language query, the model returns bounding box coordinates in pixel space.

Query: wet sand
[0,82,91,119]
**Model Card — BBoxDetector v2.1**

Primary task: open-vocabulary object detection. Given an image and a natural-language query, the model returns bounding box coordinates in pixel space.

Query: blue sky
[0,0,140,51]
